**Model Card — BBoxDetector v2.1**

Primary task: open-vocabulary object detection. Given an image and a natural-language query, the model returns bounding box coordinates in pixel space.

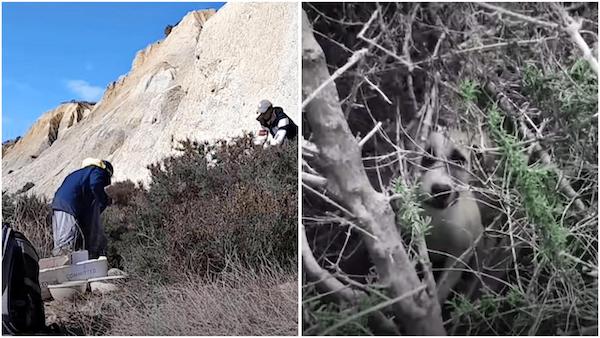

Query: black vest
[268,107,297,139]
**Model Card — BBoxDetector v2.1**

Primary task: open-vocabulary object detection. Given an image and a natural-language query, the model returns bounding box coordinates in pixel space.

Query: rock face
[2,3,298,197]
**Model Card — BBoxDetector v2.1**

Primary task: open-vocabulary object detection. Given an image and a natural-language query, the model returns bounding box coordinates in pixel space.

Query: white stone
[39,265,70,300]
[90,281,119,294]
[66,256,108,281]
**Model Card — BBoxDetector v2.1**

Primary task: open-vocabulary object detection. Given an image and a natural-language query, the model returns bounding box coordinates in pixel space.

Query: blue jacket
[51,166,111,222]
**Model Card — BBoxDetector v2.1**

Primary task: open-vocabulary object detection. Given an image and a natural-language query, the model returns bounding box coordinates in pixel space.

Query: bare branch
[302,10,446,335]
[552,3,599,74]
[302,172,327,187]
[358,121,383,147]
[358,9,417,69]
[363,77,392,105]
[478,3,598,74]
[302,48,368,110]
[477,3,558,28]
[301,224,362,302]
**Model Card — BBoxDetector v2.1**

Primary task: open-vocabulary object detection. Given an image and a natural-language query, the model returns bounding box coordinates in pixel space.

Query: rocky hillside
[2,2,298,196]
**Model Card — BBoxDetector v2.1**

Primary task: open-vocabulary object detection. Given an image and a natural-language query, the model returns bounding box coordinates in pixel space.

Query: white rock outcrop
[2,3,298,197]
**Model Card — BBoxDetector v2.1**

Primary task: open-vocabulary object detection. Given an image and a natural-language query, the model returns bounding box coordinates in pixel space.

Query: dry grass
[2,193,53,258]
[46,263,297,336]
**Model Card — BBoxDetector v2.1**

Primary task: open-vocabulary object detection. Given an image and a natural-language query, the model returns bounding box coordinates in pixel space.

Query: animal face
[419,131,472,209]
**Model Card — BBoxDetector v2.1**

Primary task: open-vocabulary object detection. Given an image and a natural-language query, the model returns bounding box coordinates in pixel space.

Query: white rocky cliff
[2,3,298,197]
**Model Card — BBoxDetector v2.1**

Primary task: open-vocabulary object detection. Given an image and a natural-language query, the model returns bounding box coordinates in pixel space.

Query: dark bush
[105,180,138,206]
[2,192,53,258]
[3,134,297,283]
[103,134,298,282]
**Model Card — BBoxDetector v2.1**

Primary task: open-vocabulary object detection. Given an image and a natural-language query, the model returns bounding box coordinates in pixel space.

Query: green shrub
[105,180,138,206]
[104,134,298,282]
[3,134,297,285]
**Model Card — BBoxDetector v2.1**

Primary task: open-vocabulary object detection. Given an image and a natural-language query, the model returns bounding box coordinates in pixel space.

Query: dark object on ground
[2,223,46,335]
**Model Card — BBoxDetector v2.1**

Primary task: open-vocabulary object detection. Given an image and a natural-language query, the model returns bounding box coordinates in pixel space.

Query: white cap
[257,99,272,114]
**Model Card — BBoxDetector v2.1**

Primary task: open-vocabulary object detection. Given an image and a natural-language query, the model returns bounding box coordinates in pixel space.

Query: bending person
[254,99,297,147]
[51,158,113,258]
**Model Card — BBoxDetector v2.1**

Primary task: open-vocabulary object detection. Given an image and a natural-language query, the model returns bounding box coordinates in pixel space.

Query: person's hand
[254,129,269,146]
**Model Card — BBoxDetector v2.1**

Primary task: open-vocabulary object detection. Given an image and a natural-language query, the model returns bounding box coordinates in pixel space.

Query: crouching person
[51,158,113,259]
[254,99,298,147]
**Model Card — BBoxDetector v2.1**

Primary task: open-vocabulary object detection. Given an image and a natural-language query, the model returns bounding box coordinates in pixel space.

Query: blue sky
[2,2,225,141]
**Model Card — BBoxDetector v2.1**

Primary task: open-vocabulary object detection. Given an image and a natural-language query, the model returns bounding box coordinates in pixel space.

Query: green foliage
[3,134,297,285]
[521,60,598,166]
[523,60,597,118]
[488,106,568,261]
[103,134,298,282]
[392,178,430,237]
[448,290,532,335]
[459,79,482,104]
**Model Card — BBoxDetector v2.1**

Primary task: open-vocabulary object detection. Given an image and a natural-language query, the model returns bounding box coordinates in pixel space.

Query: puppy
[418,130,484,302]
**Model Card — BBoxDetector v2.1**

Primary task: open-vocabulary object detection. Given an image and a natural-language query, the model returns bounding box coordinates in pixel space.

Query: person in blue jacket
[51,158,113,258]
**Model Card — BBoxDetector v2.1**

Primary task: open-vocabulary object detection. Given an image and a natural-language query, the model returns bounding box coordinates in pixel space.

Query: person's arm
[254,126,270,146]
[270,129,287,146]
[269,118,290,146]
[90,168,111,211]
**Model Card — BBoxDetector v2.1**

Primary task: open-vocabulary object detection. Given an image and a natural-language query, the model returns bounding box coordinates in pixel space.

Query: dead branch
[478,2,598,74]
[302,224,362,302]
[477,3,558,28]
[403,5,420,116]
[358,9,417,70]
[302,224,401,335]
[552,3,599,74]
[364,77,392,105]
[302,48,368,110]
[417,73,440,145]
[302,10,446,335]
[302,172,327,187]
[415,37,558,66]
[358,121,383,147]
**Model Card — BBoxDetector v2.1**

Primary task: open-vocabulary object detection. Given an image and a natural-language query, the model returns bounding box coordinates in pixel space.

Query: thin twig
[358,9,417,69]
[302,48,369,110]
[477,3,558,28]
[358,122,383,147]
[416,37,558,65]
[363,77,392,104]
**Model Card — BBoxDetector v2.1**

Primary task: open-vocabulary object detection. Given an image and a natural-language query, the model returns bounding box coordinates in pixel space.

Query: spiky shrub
[446,64,597,334]
[104,134,298,282]
[3,134,297,285]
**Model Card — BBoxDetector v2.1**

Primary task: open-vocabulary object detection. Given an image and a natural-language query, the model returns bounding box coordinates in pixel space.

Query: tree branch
[302,10,446,335]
